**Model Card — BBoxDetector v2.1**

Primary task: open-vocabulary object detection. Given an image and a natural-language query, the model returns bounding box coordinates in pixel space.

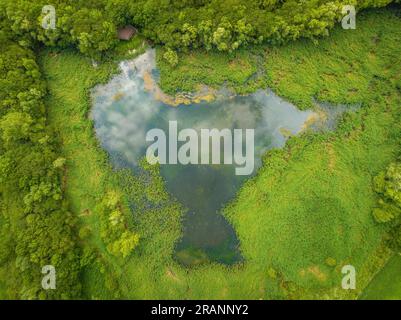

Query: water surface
[91,50,319,265]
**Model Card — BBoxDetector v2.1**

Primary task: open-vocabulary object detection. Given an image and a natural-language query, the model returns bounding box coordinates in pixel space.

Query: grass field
[359,254,401,299]
[40,7,401,299]
[225,8,401,294]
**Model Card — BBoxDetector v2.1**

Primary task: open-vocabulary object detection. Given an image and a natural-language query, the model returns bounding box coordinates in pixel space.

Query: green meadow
[359,254,401,299]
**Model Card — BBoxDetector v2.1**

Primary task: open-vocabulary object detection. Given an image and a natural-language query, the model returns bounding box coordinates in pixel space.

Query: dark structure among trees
[118,25,137,40]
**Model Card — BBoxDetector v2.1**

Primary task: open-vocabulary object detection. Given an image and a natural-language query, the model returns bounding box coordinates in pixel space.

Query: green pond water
[91,50,328,266]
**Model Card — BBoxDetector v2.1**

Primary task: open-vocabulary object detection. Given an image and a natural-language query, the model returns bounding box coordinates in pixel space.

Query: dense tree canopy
[373,162,401,225]
[1,0,399,57]
[0,31,81,299]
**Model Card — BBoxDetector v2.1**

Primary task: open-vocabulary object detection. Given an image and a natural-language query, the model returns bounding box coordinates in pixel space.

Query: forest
[0,0,400,300]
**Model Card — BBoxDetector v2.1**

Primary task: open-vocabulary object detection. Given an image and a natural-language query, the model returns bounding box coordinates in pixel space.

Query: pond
[91,49,325,266]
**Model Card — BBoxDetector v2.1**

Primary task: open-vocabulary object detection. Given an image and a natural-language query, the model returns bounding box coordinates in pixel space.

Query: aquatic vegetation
[91,50,337,266]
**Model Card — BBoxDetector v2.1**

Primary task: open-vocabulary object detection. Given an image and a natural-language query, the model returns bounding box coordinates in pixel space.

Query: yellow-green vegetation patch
[157,47,265,95]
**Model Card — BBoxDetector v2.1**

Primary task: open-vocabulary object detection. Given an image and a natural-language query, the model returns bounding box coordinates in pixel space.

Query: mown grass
[41,7,401,299]
[359,254,401,299]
